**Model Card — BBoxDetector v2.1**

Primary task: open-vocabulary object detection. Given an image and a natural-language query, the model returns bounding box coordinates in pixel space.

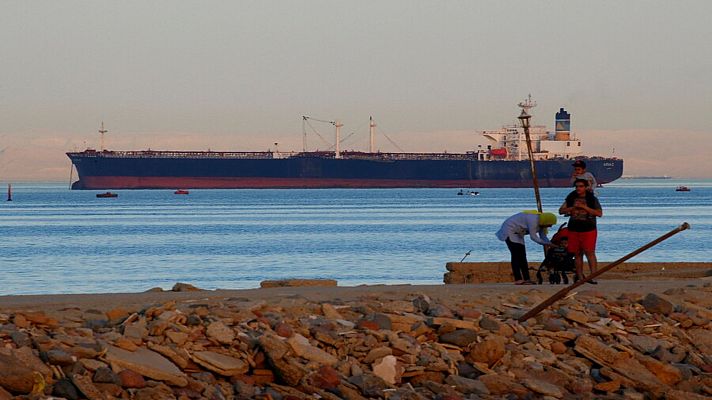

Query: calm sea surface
[1,179,710,295]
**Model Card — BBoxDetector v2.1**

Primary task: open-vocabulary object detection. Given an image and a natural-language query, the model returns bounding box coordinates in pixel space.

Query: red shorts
[567,230,597,253]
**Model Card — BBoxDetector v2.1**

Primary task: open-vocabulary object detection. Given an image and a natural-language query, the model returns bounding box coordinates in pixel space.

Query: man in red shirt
[559,179,603,283]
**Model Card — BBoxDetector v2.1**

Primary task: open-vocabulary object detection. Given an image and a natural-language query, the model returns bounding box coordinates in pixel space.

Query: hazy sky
[1,1,711,179]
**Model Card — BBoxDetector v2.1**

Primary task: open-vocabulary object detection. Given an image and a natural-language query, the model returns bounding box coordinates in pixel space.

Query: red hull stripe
[78,176,573,189]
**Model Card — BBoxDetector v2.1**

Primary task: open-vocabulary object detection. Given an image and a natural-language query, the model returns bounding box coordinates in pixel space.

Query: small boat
[174,189,190,195]
[96,192,118,198]
[469,191,480,196]
[457,190,464,196]
[675,186,691,192]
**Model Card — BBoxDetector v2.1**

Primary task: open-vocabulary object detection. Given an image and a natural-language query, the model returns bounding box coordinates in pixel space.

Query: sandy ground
[1,262,709,314]
[1,278,711,315]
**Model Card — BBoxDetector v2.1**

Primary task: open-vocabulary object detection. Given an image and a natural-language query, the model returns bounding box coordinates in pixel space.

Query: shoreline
[1,277,709,312]
[1,262,710,304]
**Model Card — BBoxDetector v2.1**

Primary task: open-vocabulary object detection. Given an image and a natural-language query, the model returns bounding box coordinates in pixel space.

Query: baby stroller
[536,223,575,285]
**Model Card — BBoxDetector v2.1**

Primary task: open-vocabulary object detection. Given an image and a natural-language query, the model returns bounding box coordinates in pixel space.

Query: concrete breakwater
[1,281,711,399]
[444,262,712,284]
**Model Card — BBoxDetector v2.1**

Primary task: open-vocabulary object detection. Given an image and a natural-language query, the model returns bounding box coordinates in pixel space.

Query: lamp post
[518,109,542,213]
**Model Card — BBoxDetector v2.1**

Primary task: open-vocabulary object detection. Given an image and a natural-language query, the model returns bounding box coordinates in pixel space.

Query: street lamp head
[518,109,531,129]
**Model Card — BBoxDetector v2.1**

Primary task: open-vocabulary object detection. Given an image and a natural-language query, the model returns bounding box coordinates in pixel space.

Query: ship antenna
[517,94,537,116]
[99,121,108,151]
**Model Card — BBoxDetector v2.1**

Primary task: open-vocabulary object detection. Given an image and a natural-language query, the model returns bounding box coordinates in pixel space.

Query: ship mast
[99,121,108,151]
[334,120,342,159]
[517,95,536,162]
[369,116,376,153]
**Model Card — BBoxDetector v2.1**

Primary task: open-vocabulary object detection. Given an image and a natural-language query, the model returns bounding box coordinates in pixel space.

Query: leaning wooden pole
[522,126,542,213]
[518,222,690,322]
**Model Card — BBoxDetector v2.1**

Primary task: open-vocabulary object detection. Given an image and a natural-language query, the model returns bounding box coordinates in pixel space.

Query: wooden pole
[518,222,690,322]
[522,122,542,213]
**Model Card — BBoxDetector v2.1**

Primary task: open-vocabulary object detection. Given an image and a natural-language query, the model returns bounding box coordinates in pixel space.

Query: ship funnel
[555,108,570,141]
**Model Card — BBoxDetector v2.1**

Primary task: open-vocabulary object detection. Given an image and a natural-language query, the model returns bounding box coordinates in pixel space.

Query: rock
[478,316,501,331]
[574,335,664,392]
[118,369,147,388]
[1,346,52,382]
[259,333,292,360]
[171,282,203,291]
[641,293,673,315]
[286,334,338,365]
[10,331,31,348]
[16,311,58,327]
[260,279,337,288]
[271,357,308,386]
[687,328,712,355]
[274,322,294,338]
[364,347,393,363]
[165,330,188,345]
[439,329,478,347]
[322,303,344,320]
[467,335,506,367]
[594,379,621,392]
[372,355,400,385]
[550,341,567,354]
[361,313,392,330]
[456,307,481,319]
[0,353,35,394]
[53,379,79,400]
[46,348,76,366]
[636,354,683,385]
[426,304,454,318]
[105,307,129,323]
[310,365,341,391]
[444,375,489,395]
[206,321,235,344]
[522,378,564,398]
[233,380,256,398]
[348,373,390,397]
[628,335,663,354]
[558,307,590,324]
[93,367,121,385]
[412,294,432,313]
[543,318,567,332]
[512,332,530,344]
[134,383,177,400]
[478,374,528,396]
[123,317,147,341]
[104,345,188,387]
[70,373,106,400]
[192,351,249,376]
[651,346,686,363]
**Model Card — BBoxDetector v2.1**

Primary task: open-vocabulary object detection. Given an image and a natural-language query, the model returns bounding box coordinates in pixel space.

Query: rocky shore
[1,280,711,399]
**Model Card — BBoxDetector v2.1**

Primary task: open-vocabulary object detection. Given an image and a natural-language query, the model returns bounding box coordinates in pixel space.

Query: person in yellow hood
[496,212,556,284]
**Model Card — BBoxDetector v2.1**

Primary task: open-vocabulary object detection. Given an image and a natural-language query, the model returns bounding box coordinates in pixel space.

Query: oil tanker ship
[67,98,623,189]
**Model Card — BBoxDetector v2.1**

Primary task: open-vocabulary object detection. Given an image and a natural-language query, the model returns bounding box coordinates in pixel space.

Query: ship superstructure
[476,95,581,161]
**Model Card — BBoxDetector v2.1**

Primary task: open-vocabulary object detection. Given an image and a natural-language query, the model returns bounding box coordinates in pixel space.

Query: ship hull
[68,153,623,189]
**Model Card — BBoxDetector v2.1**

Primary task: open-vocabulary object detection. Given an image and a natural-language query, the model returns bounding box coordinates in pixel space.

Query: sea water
[1,179,710,295]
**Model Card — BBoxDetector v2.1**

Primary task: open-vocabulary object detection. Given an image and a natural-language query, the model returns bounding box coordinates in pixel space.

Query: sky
[1,1,711,180]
